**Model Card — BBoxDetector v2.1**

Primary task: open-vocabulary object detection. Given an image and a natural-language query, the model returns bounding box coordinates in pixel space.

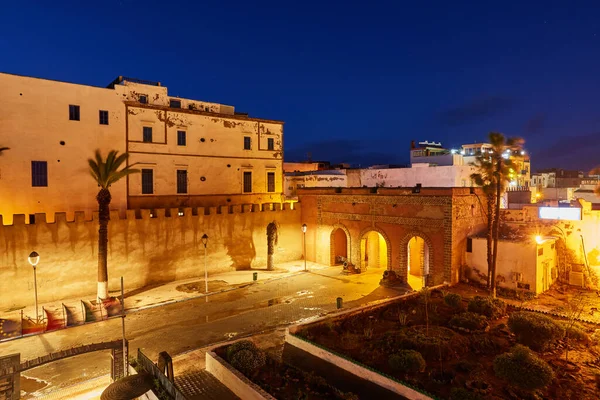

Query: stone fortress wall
[0,203,302,311]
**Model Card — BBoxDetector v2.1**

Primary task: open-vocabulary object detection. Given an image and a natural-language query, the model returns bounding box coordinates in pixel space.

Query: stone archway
[399,232,434,287]
[357,226,392,271]
[330,224,351,266]
[407,236,430,289]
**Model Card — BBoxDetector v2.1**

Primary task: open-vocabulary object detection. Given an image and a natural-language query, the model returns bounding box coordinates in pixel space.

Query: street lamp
[201,234,209,294]
[302,224,307,272]
[27,251,40,323]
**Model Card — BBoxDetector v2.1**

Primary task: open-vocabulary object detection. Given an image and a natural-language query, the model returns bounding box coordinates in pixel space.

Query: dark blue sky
[2,1,599,171]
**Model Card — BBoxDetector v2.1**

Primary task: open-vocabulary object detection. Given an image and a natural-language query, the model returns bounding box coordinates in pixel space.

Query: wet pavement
[2,266,399,398]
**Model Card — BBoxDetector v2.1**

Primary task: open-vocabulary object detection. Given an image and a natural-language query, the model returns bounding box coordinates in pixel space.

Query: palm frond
[88,149,139,189]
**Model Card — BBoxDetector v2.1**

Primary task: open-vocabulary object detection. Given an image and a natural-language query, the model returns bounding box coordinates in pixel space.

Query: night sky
[2,1,599,171]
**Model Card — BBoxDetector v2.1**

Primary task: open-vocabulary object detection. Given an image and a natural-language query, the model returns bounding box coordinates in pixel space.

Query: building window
[244,137,251,150]
[538,247,544,256]
[243,171,252,193]
[267,172,275,192]
[139,95,148,104]
[177,170,188,194]
[143,127,152,143]
[141,169,154,194]
[170,99,181,109]
[31,161,48,187]
[99,110,109,125]
[69,105,80,121]
[466,238,472,253]
[177,130,186,146]
[267,138,274,150]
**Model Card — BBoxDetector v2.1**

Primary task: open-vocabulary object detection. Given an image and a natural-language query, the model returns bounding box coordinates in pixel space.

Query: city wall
[0,203,302,311]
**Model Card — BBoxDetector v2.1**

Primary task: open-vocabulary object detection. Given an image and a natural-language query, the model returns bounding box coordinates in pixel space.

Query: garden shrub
[449,312,488,332]
[226,340,258,361]
[468,334,500,354]
[562,322,589,343]
[388,350,426,374]
[449,387,484,400]
[493,345,554,391]
[230,348,266,375]
[394,327,467,361]
[444,293,463,309]
[467,296,506,319]
[508,312,565,351]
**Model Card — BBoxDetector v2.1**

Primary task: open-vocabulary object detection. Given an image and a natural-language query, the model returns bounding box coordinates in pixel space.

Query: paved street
[2,266,402,398]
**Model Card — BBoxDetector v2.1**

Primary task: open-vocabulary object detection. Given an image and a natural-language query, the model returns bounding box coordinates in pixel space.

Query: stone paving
[0,261,329,340]
[4,264,396,398]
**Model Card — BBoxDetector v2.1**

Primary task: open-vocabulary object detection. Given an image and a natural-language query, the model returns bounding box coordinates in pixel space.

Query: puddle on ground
[20,375,48,395]
[176,280,230,293]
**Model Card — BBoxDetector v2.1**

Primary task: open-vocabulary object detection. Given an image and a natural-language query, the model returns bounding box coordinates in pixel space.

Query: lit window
[69,105,80,121]
[141,169,153,194]
[31,161,48,187]
[143,127,152,142]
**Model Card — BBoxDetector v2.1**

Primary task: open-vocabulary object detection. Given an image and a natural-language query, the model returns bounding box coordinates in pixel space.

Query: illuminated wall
[0,204,302,310]
[0,73,128,223]
[466,236,557,293]
[502,199,600,278]
[0,73,284,221]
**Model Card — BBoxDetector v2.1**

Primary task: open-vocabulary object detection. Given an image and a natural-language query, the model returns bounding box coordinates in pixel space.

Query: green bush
[226,340,258,361]
[388,350,426,374]
[493,345,554,390]
[449,387,484,400]
[562,323,589,343]
[444,293,463,309]
[449,312,488,332]
[467,296,506,319]
[230,348,266,375]
[468,334,500,354]
[394,327,467,361]
[508,312,565,351]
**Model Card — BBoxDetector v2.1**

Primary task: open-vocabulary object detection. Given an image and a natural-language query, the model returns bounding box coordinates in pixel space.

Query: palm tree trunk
[491,169,502,298]
[97,188,111,300]
[486,194,494,289]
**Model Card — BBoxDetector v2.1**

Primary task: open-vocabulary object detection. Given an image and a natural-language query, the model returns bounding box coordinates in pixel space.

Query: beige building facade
[466,236,558,294]
[0,73,284,223]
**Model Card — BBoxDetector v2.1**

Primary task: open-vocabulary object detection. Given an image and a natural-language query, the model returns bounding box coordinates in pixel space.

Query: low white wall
[285,332,433,400]
[205,351,275,400]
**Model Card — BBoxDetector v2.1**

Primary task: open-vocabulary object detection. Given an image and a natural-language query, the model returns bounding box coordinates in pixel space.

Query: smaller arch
[357,226,392,271]
[398,231,435,288]
[330,223,352,266]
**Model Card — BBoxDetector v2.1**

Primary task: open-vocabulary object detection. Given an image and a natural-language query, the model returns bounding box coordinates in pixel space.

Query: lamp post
[201,234,209,294]
[27,251,40,323]
[302,224,307,272]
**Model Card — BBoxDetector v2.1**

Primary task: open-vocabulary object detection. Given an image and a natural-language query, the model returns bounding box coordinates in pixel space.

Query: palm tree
[470,153,496,290]
[88,150,139,300]
[488,133,524,297]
